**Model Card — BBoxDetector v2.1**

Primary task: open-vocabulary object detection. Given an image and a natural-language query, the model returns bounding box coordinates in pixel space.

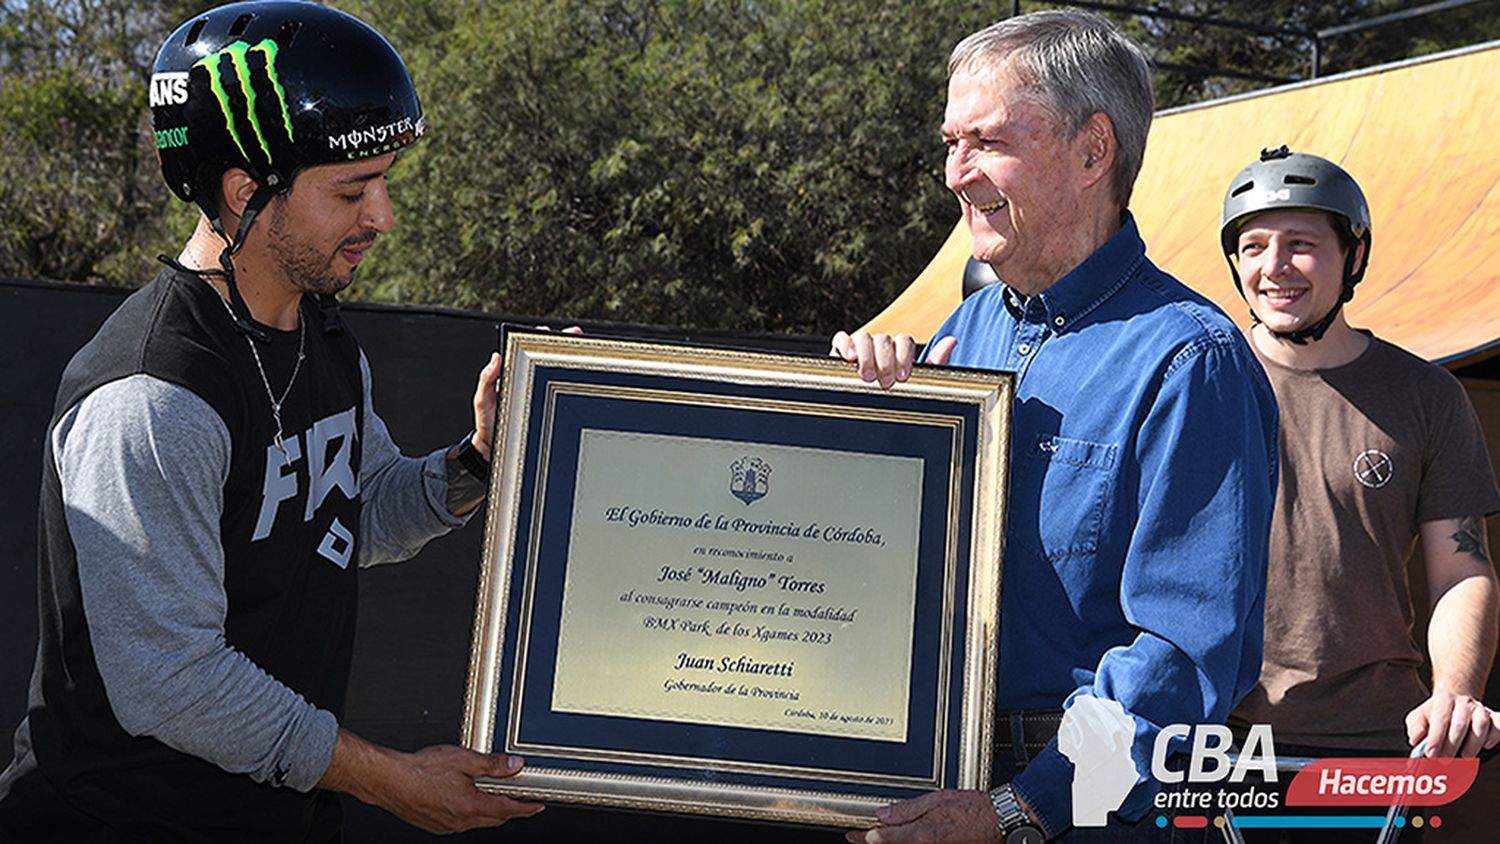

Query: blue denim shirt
[927,215,1277,834]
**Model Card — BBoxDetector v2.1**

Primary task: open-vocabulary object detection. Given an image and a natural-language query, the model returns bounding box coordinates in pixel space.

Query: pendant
[272,404,291,467]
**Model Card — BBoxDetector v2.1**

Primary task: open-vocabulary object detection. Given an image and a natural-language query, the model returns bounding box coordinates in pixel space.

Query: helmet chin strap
[1250,298,1344,345]
[158,188,276,344]
[1229,231,1367,346]
[205,187,277,343]
[163,183,351,341]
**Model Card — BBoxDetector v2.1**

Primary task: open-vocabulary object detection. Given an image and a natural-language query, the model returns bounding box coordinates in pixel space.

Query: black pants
[0,763,343,844]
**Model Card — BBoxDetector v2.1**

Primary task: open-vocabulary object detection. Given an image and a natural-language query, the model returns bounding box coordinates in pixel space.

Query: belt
[994,710,1064,759]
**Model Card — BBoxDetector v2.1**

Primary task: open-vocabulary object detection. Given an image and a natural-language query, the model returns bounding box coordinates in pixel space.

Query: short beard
[265,197,353,297]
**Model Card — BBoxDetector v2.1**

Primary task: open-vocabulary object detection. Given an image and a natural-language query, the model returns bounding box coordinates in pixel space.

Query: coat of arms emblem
[729,456,771,505]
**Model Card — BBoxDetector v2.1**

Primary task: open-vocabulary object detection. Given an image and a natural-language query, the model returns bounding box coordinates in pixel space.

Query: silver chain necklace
[213,292,307,466]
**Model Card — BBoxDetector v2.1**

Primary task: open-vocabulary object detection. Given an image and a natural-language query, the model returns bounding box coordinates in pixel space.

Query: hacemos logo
[1285,757,1475,807]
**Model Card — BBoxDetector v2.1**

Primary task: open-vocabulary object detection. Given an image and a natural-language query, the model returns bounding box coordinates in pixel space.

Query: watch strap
[990,784,1045,842]
[454,432,491,483]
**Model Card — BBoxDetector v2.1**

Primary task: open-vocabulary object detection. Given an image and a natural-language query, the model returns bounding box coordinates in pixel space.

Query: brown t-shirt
[1229,335,1500,751]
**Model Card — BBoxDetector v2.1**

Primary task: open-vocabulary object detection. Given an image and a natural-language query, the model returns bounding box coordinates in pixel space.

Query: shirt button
[1017,343,1032,355]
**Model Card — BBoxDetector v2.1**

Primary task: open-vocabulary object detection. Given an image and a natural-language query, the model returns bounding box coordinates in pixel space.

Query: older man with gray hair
[835,10,1277,842]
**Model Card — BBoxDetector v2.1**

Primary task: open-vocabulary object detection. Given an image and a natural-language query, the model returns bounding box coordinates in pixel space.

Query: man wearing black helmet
[1219,148,1500,840]
[0,2,541,839]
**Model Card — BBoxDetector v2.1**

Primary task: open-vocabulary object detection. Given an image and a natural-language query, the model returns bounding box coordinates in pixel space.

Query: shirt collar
[999,212,1146,331]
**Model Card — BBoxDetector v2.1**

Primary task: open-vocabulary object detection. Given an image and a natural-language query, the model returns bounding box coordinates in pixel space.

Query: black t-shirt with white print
[3,266,366,841]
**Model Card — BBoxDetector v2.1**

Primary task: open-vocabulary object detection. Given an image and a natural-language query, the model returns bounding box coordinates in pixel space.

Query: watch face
[1005,828,1045,844]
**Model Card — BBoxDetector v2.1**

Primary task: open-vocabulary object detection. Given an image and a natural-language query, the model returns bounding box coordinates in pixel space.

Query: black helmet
[1218,146,1372,344]
[150,0,424,215]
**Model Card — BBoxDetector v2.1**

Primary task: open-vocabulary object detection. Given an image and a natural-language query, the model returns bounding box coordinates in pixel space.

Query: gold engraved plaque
[552,430,921,742]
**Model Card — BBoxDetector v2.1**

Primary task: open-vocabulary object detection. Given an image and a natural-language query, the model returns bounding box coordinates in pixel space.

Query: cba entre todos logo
[1059,698,1479,835]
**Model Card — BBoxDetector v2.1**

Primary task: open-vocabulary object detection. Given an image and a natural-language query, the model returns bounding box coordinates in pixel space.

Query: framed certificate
[461,329,1011,827]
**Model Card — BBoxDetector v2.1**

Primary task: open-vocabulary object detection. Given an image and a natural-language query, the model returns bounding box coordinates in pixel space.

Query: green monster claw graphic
[195,48,250,163]
[194,38,295,167]
[256,40,295,146]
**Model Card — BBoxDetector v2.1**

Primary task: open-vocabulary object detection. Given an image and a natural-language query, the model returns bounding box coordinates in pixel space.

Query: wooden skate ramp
[863,41,1500,367]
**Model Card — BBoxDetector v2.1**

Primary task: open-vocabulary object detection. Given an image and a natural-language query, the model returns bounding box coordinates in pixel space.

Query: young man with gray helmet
[0,2,541,839]
[1220,146,1500,841]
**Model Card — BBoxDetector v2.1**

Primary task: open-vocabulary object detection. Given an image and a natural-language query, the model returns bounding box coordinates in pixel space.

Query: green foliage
[342,0,994,333]
[0,0,1497,332]
[0,0,200,284]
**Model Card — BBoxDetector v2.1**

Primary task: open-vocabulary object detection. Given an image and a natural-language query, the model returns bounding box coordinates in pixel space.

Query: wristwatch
[454,432,491,483]
[990,784,1046,843]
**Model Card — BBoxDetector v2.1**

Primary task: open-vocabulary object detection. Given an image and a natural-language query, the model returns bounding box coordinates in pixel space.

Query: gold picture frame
[461,329,1011,827]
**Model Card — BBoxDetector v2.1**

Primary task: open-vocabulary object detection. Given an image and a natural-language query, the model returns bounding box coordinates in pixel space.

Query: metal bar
[1051,0,1313,40]
[1154,61,1299,85]
[1220,808,1247,844]
[1318,0,1482,39]
[1372,742,1428,844]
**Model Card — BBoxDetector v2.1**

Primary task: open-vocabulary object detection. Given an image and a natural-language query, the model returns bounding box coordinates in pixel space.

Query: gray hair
[949,10,1154,208]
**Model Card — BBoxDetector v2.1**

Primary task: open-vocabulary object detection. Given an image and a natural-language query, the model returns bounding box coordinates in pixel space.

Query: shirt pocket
[1012,435,1119,562]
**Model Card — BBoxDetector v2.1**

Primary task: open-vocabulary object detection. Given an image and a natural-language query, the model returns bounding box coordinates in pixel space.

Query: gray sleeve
[57,375,337,792]
[356,352,473,568]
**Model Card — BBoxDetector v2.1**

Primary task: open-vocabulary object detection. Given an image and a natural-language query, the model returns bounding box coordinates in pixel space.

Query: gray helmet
[1219,146,1372,344]
[1219,146,1370,258]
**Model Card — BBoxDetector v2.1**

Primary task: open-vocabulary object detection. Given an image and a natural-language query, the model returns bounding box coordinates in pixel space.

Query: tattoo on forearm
[1450,516,1492,565]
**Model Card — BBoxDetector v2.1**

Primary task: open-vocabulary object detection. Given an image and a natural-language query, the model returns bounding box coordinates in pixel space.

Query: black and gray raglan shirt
[0,266,471,839]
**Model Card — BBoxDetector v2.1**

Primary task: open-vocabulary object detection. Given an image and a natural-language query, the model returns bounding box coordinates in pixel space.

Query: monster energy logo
[193,38,295,167]
[328,117,419,156]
